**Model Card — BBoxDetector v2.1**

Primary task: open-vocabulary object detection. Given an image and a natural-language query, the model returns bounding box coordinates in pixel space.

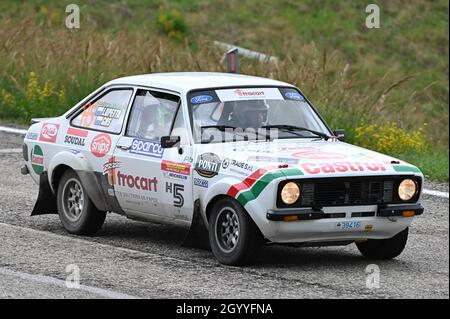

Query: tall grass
[1,16,444,141]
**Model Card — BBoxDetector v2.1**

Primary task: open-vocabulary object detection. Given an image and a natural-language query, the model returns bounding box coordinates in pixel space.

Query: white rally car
[22,72,424,265]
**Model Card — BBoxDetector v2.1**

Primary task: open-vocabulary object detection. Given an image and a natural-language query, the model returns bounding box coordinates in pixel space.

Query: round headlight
[281,182,300,205]
[398,179,417,201]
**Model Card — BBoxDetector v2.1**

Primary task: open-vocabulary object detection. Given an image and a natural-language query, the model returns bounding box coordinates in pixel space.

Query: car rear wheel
[208,198,262,265]
[356,227,409,260]
[57,170,106,235]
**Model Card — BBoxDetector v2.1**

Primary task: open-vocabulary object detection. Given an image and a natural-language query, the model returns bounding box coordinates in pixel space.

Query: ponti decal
[195,153,221,178]
[300,161,388,175]
[39,123,60,143]
[90,133,112,158]
[31,145,44,175]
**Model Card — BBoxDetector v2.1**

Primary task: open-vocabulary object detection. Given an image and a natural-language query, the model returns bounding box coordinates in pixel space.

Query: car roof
[106,72,295,93]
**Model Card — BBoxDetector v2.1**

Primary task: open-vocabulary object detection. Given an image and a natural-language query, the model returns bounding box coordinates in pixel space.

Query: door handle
[117,144,130,151]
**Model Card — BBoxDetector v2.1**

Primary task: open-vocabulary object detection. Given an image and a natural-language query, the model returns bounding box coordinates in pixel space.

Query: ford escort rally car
[22,72,424,265]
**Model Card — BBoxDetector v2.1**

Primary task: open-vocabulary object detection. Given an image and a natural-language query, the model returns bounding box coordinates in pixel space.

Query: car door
[112,88,194,224]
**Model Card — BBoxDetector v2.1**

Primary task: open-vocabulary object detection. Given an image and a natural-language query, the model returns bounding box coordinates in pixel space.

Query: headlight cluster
[398,178,418,201]
[281,182,301,204]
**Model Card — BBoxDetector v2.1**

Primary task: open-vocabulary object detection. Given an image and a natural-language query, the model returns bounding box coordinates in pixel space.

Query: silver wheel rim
[215,207,240,253]
[62,178,84,222]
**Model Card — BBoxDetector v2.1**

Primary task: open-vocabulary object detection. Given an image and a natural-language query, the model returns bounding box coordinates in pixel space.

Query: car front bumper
[262,203,423,243]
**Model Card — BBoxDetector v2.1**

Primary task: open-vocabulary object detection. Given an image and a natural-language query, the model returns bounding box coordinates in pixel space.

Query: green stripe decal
[392,165,421,173]
[236,168,303,206]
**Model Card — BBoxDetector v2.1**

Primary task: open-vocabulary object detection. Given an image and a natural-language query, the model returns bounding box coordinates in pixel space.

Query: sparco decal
[39,123,60,143]
[103,156,123,186]
[90,133,112,158]
[116,172,158,192]
[166,182,184,208]
[64,127,88,146]
[195,153,221,178]
[130,139,164,158]
[300,162,387,174]
[31,145,44,174]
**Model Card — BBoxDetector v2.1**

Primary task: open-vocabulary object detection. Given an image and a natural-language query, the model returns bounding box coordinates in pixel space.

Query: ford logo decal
[285,92,304,101]
[191,95,213,104]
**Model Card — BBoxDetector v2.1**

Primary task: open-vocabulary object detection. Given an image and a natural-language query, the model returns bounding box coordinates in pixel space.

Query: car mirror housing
[333,129,345,142]
[161,135,181,148]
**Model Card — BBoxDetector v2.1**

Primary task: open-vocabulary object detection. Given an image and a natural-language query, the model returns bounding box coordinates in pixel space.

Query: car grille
[277,176,421,208]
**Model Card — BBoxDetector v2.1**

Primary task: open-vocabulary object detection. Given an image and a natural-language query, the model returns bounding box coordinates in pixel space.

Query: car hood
[194,139,422,178]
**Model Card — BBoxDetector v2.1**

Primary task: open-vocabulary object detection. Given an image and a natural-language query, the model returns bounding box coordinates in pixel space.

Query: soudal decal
[103,156,123,186]
[90,133,112,158]
[80,103,96,128]
[194,178,208,188]
[190,95,213,104]
[31,145,44,175]
[166,182,184,208]
[130,139,164,158]
[161,161,190,175]
[116,172,158,192]
[25,132,38,140]
[300,162,387,175]
[195,153,221,178]
[94,106,122,127]
[39,123,60,143]
[64,127,88,147]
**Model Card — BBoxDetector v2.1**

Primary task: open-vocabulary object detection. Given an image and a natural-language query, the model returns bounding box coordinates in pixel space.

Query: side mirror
[333,129,345,142]
[161,135,181,148]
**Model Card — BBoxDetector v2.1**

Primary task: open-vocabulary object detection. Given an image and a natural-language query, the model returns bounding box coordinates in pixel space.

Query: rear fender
[47,151,111,212]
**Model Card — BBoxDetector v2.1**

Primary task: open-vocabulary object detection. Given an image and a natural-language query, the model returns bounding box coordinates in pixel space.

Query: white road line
[423,189,449,199]
[0,267,139,299]
[0,125,27,135]
[0,148,22,154]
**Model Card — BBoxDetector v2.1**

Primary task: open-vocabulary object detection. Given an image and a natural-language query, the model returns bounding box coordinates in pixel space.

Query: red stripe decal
[67,127,88,138]
[227,166,278,197]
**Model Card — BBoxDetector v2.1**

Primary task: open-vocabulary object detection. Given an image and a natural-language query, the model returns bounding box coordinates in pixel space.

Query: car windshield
[189,87,331,143]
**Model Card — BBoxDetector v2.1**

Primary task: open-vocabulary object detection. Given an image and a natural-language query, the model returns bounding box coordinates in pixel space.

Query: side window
[126,89,180,140]
[72,89,133,134]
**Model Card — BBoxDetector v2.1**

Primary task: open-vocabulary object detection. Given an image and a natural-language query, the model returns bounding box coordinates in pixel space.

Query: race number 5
[166,182,184,208]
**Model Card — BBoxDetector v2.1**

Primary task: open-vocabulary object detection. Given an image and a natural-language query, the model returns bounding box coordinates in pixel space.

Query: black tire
[208,197,262,265]
[356,227,409,260]
[57,170,106,235]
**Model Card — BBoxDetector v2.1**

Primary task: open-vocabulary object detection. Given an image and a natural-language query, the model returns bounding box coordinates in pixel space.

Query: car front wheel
[57,170,106,235]
[208,198,262,266]
[356,227,409,259]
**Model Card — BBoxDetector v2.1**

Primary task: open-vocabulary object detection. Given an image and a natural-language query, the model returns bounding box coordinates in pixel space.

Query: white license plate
[335,221,362,231]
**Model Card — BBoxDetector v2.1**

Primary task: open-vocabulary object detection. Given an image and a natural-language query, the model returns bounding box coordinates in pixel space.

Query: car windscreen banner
[215,88,283,102]
[189,88,305,104]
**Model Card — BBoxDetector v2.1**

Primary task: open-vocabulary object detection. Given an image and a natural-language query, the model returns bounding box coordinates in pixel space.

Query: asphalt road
[0,131,448,299]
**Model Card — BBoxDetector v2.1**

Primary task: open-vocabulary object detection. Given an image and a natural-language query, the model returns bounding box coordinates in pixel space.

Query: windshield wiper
[261,124,331,140]
[201,125,237,131]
